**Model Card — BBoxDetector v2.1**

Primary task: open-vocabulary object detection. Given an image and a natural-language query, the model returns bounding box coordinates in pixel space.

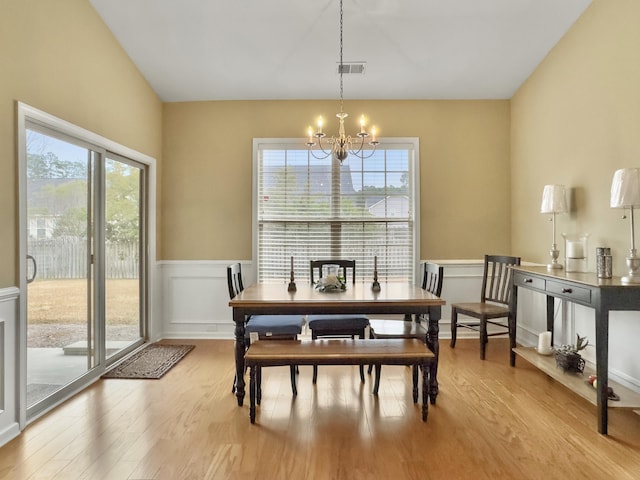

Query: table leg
[595,309,609,435]
[509,281,520,367]
[234,308,246,406]
[249,364,256,424]
[426,305,441,402]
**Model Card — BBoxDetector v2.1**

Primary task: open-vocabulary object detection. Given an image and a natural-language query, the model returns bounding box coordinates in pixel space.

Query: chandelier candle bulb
[360,115,366,134]
[537,331,553,355]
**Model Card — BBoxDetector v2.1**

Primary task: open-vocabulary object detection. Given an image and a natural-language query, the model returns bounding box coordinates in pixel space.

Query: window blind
[254,139,418,284]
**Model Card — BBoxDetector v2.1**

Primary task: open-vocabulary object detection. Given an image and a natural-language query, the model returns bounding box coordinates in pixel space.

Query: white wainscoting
[157,259,487,340]
[0,287,20,447]
[158,260,257,339]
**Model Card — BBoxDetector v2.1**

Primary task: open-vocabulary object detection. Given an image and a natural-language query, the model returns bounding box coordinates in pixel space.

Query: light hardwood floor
[1,338,640,479]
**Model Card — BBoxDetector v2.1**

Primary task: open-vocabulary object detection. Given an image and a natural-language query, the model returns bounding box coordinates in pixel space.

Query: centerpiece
[315,264,346,293]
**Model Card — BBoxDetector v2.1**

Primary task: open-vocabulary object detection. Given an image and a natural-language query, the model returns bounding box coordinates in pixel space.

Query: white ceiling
[89,0,592,102]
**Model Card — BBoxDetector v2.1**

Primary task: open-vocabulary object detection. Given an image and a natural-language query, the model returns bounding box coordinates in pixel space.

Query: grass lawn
[27,278,139,325]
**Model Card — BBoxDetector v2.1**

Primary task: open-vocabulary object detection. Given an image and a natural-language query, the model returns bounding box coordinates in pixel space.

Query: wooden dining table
[229,281,446,406]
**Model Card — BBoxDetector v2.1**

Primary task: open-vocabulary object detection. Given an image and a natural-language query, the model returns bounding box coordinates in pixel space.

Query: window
[253,138,420,283]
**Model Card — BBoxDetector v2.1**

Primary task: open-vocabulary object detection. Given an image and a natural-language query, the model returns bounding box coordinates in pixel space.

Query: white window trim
[252,137,421,285]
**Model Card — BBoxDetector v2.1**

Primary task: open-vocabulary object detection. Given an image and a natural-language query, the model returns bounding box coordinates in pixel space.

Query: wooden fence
[28,238,139,279]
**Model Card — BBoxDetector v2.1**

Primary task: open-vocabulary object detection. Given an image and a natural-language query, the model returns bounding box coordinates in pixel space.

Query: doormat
[102,343,195,379]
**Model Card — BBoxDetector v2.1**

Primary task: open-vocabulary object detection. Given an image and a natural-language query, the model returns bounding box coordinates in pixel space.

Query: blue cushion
[246,315,305,337]
[307,314,369,331]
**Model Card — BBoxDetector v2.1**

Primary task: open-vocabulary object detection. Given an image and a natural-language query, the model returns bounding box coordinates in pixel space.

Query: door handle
[27,254,37,284]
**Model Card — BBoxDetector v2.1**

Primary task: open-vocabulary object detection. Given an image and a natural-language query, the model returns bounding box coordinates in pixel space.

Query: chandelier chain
[339,0,344,114]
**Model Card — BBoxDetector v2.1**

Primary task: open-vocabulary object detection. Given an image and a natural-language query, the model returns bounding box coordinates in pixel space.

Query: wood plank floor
[1,338,640,479]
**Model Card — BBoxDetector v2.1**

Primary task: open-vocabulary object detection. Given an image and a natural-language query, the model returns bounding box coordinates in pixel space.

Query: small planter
[555,351,585,374]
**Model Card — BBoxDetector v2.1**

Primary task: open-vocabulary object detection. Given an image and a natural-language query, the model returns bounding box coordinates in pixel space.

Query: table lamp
[610,168,640,284]
[540,184,568,270]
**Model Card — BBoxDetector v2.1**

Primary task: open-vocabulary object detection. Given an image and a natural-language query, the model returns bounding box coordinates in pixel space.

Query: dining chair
[368,262,443,394]
[450,254,520,360]
[227,263,305,395]
[307,259,370,384]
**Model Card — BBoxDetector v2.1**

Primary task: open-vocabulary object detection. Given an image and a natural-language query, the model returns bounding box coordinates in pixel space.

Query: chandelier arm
[309,148,332,160]
[356,147,378,160]
[311,136,334,159]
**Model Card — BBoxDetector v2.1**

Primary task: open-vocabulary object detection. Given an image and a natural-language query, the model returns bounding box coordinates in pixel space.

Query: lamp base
[546,246,562,271]
[622,255,640,284]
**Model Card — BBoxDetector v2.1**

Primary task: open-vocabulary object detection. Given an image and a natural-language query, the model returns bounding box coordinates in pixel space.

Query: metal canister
[596,247,612,278]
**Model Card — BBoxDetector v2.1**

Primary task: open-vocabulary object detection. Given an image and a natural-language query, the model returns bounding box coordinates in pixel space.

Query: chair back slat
[310,259,357,284]
[227,263,244,300]
[481,255,520,305]
[422,262,444,296]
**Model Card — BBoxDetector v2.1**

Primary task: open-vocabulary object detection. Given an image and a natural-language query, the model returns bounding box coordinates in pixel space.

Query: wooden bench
[244,338,435,423]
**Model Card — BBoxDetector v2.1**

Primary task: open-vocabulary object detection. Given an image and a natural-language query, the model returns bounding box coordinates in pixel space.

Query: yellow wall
[511,0,640,274]
[1,1,513,287]
[0,0,162,288]
[162,99,511,260]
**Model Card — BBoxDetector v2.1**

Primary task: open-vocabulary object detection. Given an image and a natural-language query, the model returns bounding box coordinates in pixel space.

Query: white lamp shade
[610,168,640,208]
[540,185,568,214]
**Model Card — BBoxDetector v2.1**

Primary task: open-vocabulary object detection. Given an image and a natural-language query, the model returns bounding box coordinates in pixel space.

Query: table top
[229,282,445,309]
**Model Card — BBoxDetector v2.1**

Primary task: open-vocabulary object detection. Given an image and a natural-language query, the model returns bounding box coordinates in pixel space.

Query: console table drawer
[546,280,592,304]
[514,271,546,291]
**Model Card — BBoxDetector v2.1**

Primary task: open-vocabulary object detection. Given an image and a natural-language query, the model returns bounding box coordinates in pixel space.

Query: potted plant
[555,334,589,373]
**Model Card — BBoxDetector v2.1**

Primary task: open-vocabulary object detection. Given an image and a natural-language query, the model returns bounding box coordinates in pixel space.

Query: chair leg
[256,366,262,405]
[359,364,365,383]
[480,317,487,360]
[373,364,382,395]
[290,365,297,396]
[450,307,458,348]
[312,365,318,384]
[249,366,256,424]
[412,364,419,403]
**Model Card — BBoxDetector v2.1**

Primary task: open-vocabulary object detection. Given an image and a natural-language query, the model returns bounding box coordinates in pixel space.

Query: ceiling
[89,0,592,103]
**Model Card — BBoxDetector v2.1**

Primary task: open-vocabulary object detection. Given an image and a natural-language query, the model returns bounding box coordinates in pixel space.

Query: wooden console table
[511,265,640,435]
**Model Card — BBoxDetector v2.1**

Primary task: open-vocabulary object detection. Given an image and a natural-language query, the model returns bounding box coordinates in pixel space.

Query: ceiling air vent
[337,62,366,74]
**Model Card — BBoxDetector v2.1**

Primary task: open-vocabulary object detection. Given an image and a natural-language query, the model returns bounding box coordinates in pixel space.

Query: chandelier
[306,0,379,164]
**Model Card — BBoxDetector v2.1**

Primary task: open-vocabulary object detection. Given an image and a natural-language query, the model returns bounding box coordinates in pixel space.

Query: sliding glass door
[23,123,147,420]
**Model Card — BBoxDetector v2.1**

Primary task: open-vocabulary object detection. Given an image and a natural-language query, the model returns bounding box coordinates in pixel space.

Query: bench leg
[249,365,257,424]
[412,364,419,403]
[422,361,429,422]
[312,365,318,384]
[359,364,365,383]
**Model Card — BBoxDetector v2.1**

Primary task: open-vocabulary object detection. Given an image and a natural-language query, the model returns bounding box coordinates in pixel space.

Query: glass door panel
[104,157,144,358]
[25,129,94,408]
